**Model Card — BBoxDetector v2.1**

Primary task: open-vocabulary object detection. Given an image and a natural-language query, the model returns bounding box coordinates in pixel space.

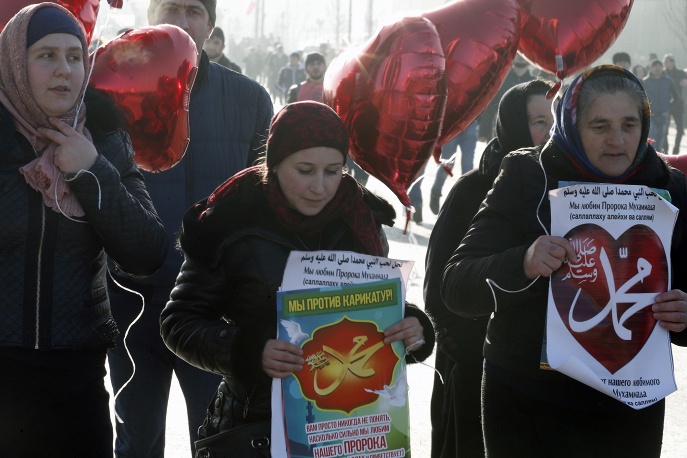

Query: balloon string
[485,142,551,312]
[406,346,444,385]
[107,271,146,424]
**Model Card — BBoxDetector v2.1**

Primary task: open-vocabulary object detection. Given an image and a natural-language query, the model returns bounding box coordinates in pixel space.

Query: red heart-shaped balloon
[423,0,521,148]
[551,224,666,373]
[516,0,634,79]
[89,25,198,172]
[324,16,446,207]
[324,0,520,208]
[1,0,99,43]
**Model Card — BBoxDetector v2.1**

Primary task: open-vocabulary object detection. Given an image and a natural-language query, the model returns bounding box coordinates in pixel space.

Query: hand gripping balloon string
[107,271,147,424]
[57,171,102,223]
[73,4,114,127]
[485,146,550,313]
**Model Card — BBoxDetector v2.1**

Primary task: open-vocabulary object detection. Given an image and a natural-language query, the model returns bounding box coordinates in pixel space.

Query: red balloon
[423,0,521,147]
[323,0,520,209]
[89,25,198,173]
[0,0,100,44]
[0,0,32,32]
[324,16,446,208]
[664,154,687,176]
[58,0,100,44]
[516,0,634,80]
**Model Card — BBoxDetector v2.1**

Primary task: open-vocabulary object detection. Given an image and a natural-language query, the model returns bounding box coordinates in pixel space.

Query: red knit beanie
[266,101,349,169]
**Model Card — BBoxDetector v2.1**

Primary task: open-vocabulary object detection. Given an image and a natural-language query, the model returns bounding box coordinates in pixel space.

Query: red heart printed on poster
[551,224,666,374]
[294,317,400,414]
[516,0,634,80]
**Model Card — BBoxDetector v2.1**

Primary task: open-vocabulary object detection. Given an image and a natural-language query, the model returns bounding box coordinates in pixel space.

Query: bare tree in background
[662,0,687,51]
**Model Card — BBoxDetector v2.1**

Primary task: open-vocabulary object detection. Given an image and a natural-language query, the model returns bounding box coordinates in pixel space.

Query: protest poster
[272,251,414,457]
[277,279,409,458]
[547,183,678,409]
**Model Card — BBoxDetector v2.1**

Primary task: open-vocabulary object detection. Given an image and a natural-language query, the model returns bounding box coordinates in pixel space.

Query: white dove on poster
[280,319,309,344]
[364,373,408,407]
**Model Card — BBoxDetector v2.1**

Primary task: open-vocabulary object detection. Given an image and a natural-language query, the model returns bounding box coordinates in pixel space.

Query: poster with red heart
[547,183,678,410]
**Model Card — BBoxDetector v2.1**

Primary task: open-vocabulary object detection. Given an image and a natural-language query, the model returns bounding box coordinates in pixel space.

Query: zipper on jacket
[34,204,46,349]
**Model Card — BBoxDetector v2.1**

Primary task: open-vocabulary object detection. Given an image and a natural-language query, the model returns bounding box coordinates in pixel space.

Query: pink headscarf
[0,2,92,217]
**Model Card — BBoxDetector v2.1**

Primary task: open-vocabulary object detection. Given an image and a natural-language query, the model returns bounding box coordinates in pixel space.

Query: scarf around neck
[0,3,92,217]
[201,166,385,256]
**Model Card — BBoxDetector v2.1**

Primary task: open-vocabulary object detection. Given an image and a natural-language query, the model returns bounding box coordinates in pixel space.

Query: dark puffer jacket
[161,180,435,424]
[0,90,166,350]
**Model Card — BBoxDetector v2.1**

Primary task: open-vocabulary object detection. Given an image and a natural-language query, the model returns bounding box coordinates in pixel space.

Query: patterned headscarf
[265,101,349,169]
[0,3,91,217]
[551,65,651,182]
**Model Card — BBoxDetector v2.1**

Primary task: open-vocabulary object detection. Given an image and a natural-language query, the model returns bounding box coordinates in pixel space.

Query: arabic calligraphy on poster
[547,183,678,409]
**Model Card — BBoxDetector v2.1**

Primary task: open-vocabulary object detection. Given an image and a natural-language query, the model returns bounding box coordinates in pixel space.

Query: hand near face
[262,338,304,379]
[383,316,425,351]
[37,117,97,174]
[524,235,578,279]
[652,289,687,332]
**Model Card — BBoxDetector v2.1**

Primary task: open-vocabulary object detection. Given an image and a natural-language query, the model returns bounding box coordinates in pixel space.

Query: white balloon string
[57,170,101,223]
[108,271,146,424]
[485,142,551,312]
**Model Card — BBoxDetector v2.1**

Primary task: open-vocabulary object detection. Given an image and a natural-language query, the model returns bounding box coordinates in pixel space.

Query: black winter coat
[0,90,166,350]
[161,180,435,422]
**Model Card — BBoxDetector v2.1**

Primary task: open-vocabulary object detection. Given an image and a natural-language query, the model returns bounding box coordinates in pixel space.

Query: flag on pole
[245,0,256,15]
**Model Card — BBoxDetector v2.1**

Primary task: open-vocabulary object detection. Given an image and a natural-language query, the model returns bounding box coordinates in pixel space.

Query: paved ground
[107,129,687,457]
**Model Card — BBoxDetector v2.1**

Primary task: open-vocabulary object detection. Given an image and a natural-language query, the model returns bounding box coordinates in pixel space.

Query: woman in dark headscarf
[425,78,554,458]
[0,3,165,456]
[160,101,435,454]
[442,66,687,457]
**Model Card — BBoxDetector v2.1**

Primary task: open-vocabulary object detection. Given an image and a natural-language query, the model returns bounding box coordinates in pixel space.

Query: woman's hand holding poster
[547,183,678,409]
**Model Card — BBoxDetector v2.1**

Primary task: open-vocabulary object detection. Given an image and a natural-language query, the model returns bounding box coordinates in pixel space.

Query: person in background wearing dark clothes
[0,4,166,456]
[278,52,306,104]
[442,65,687,458]
[643,59,681,153]
[425,79,554,458]
[663,53,687,154]
[477,53,535,142]
[288,52,326,103]
[612,51,632,71]
[429,121,478,215]
[107,0,273,456]
[160,101,435,452]
[632,64,647,80]
[203,26,241,73]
